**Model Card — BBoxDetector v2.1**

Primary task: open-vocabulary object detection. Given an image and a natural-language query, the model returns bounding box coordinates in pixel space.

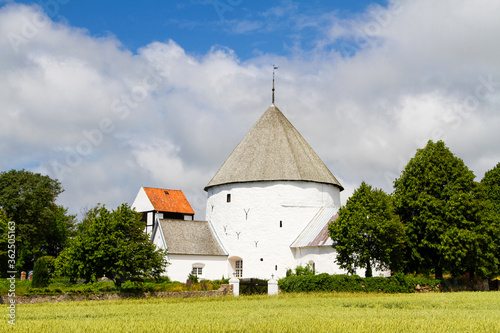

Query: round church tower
[205,104,344,279]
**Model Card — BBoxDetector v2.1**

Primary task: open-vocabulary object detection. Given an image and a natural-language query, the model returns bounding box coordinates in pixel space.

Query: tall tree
[328,182,404,277]
[0,209,10,276]
[0,169,76,272]
[475,163,500,277]
[481,162,500,214]
[57,204,167,287]
[393,140,499,279]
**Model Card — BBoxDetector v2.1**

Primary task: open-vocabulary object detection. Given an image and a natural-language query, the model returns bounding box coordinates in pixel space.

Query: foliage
[476,163,500,278]
[0,209,10,276]
[286,264,315,277]
[393,140,499,279]
[27,280,117,296]
[481,162,500,214]
[0,169,76,272]
[210,277,229,286]
[56,204,168,287]
[0,277,225,295]
[14,292,500,332]
[187,273,199,283]
[0,278,31,295]
[329,182,404,277]
[32,256,56,288]
[120,281,144,293]
[278,273,440,293]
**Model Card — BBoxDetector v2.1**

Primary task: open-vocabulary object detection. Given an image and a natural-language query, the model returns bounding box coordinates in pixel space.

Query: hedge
[278,273,440,293]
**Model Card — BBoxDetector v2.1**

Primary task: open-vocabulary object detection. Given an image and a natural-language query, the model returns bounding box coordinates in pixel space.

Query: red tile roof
[142,187,195,215]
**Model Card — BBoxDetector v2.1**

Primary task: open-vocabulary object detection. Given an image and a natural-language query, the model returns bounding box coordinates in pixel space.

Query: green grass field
[3,292,500,332]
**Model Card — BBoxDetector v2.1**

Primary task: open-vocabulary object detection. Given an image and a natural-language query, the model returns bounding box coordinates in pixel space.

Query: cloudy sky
[1,0,499,220]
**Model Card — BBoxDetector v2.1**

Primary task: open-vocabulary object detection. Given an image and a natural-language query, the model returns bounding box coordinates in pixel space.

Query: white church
[132,88,364,282]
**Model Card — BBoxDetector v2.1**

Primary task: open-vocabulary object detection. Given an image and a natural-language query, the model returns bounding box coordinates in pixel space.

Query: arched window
[235,260,243,277]
[308,260,316,275]
[229,257,243,278]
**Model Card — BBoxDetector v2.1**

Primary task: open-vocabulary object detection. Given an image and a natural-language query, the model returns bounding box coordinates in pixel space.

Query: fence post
[229,277,240,297]
[268,278,278,296]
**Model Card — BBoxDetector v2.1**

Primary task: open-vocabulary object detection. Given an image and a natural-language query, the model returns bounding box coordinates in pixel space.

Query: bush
[187,273,199,283]
[278,273,440,293]
[286,264,315,277]
[120,281,144,293]
[32,256,55,288]
[209,278,229,290]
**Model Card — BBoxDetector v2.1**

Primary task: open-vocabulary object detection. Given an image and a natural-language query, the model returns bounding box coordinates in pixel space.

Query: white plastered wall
[206,181,342,279]
[292,246,348,275]
[293,246,390,277]
[131,187,154,212]
[131,187,155,235]
[165,254,228,282]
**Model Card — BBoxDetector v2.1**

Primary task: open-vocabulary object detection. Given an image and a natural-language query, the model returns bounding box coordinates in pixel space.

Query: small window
[280,220,282,228]
[275,265,278,271]
[192,263,205,276]
[227,194,231,203]
[192,267,203,276]
[235,260,243,277]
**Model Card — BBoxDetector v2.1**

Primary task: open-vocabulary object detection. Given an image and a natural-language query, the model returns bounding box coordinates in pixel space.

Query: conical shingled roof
[205,105,343,191]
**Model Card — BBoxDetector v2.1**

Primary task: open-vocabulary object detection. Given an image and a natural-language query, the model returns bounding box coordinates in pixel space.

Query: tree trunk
[365,261,372,278]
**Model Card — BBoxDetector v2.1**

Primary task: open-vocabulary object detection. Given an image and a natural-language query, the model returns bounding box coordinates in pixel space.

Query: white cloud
[1,1,499,219]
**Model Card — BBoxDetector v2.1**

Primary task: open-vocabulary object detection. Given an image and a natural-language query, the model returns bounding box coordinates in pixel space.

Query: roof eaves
[205,179,344,192]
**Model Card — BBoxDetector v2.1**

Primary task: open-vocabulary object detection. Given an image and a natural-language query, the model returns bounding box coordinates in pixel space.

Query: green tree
[481,162,500,214]
[476,163,500,278]
[57,204,167,287]
[32,256,56,288]
[0,169,76,272]
[328,182,404,277]
[0,209,10,275]
[393,140,499,279]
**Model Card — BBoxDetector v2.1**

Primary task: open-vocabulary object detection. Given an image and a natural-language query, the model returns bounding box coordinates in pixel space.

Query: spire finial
[272,65,278,105]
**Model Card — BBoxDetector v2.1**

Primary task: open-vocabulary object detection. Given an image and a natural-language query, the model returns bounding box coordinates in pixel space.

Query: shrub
[209,278,229,290]
[187,273,199,283]
[286,264,315,277]
[278,273,440,293]
[93,281,115,293]
[120,281,143,293]
[32,256,55,288]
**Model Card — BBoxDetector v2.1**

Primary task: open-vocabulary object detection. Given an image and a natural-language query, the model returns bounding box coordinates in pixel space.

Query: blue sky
[5,0,386,58]
[1,0,499,219]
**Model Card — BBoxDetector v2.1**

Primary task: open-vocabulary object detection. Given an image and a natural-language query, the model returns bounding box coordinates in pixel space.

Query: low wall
[1,284,233,304]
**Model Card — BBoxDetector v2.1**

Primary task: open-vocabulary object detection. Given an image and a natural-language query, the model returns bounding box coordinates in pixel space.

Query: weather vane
[272,65,279,105]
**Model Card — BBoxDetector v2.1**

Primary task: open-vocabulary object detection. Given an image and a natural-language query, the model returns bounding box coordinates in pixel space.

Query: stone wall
[0,284,233,304]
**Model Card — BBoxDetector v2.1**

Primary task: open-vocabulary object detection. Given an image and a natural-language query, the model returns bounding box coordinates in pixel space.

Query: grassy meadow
[3,291,500,332]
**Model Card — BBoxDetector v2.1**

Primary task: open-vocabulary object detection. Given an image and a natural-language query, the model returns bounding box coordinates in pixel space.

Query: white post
[229,277,240,297]
[268,278,278,296]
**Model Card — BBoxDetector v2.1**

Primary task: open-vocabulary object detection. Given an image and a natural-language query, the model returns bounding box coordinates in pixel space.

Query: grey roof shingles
[205,104,343,191]
[159,219,227,256]
[290,208,339,248]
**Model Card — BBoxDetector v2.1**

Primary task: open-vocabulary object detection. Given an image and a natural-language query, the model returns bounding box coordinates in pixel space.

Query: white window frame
[192,263,205,276]
[234,260,243,277]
